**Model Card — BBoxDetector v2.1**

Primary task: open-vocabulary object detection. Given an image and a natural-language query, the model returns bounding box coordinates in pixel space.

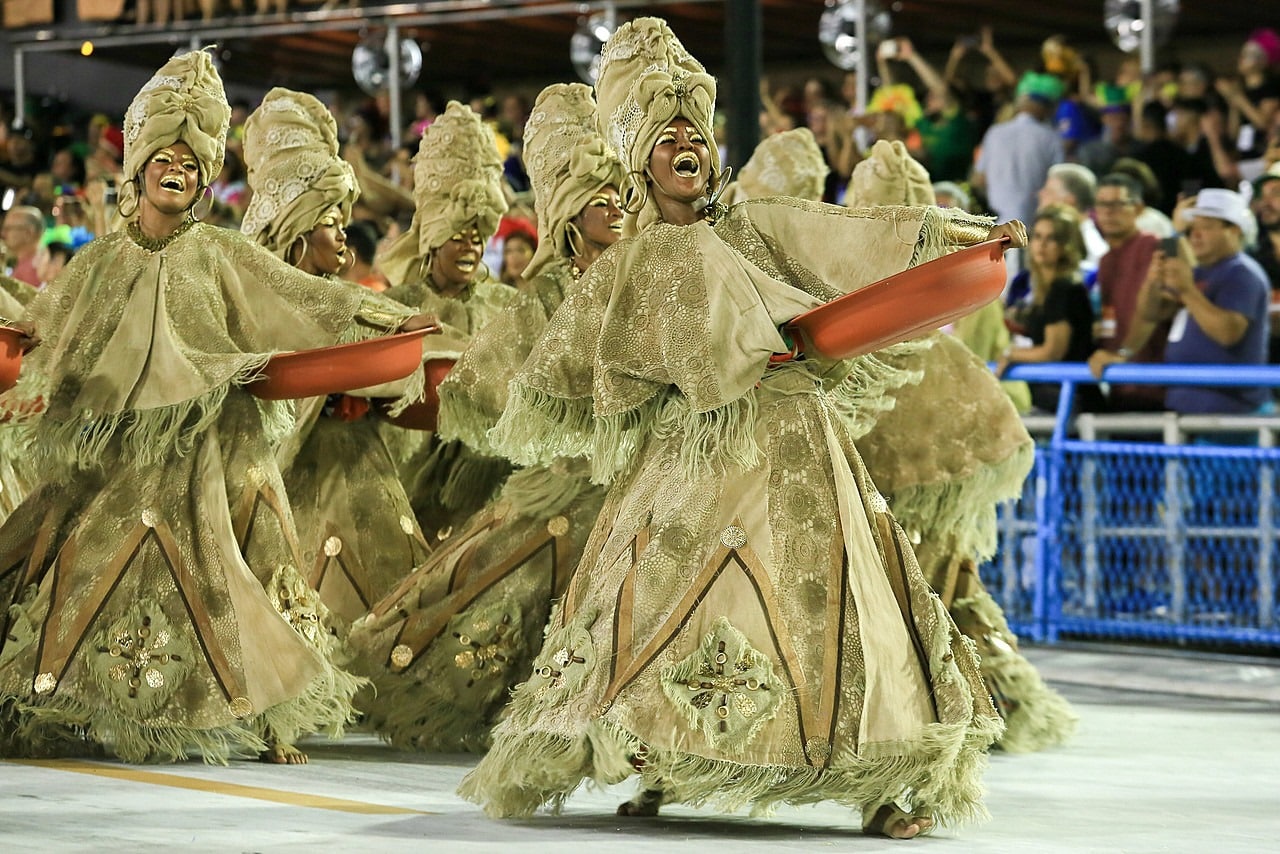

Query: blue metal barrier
[977,362,1280,649]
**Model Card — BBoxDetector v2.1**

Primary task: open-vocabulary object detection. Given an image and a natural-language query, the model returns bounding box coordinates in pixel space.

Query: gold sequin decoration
[546,515,569,537]
[145,669,165,689]
[323,536,343,556]
[141,509,158,528]
[228,696,254,719]
[805,737,833,762]
[399,515,415,535]
[868,491,889,514]
[720,525,748,549]
[33,673,55,694]
[390,644,413,669]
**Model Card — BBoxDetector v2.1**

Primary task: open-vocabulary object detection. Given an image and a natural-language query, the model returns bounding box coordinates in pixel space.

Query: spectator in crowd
[880,37,978,183]
[943,25,1018,135]
[1038,161,1108,269]
[34,239,73,287]
[342,218,390,292]
[498,224,536,290]
[1143,188,1271,414]
[1167,97,1233,192]
[1109,157,1177,237]
[1247,165,1280,360]
[1040,35,1100,159]
[999,204,1101,413]
[1134,101,1192,215]
[1,205,43,286]
[1216,28,1280,179]
[973,71,1065,229]
[1086,173,1169,410]
[1078,84,1141,178]
[932,180,971,210]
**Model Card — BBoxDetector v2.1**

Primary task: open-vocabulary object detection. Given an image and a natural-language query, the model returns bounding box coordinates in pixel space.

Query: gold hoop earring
[564,221,586,258]
[620,170,649,216]
[189,186,214,222]
[289,235,309,269]
[418,252,434,283]
[707,165,732,207]
[117,180,140,218]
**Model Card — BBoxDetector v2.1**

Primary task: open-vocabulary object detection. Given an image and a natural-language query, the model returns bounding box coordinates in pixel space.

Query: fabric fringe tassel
[828,339,934,442]
[890,440,1035,562]
[459,714,999,826]
[953,590,1078,754]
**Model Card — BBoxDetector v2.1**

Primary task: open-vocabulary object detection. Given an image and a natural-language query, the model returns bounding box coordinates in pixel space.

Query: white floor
[3,647,1278,853]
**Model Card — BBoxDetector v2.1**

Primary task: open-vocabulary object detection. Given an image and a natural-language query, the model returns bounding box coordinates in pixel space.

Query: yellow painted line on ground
[6,759,432,815]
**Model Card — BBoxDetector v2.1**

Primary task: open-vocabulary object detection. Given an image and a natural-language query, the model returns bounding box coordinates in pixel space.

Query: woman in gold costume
[377,102,516,538]
[0,51,426,765]
[461,18,1024,839]
[349,82,623,752]
[240,88,433,626]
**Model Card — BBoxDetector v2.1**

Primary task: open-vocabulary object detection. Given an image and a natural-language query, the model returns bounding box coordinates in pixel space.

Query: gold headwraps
[594,17,718,232]
[734,128,829,203]
[240,87,358,258]
[522,83,623,278]
[120,48,230,216]
[846,139,936,208]
[380,101,507,287]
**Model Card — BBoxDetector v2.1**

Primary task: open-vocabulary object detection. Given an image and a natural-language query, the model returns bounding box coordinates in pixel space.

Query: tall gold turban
[240,87,358,258]
[119,48,230,217]
[847,139,936,208]
[594,17,718,235]
[380,101,508,287]
[522,83,623,279]
[733,128,829,203]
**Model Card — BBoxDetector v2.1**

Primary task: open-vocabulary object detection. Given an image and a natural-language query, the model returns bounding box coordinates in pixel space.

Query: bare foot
[260,742,309,765]
[616,788,663,817]
[863,803,934,839]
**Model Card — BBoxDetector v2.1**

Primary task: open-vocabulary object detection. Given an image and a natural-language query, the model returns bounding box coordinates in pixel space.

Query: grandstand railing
[981,363,1280,650]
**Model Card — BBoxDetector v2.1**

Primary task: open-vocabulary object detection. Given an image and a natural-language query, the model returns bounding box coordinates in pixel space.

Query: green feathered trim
[952,590,1078,754]
[459,714,1001,825]
[888,440,1034,563]
[383,363,427,418]
[250,665,367,748]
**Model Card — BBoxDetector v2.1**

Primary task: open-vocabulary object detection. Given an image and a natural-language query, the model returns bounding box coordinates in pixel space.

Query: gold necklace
[127,217,196,253]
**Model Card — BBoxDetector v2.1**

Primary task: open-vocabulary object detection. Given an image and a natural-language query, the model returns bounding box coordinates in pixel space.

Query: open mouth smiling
[454,255,478,273]
[672,152,701,178]
[159,175,186,192]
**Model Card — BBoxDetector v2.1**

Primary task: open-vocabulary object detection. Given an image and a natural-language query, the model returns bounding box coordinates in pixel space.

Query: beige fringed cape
[380,275,515,538]
[350,258,604,751]
[0,224,407,763]
[459,198,1004,824]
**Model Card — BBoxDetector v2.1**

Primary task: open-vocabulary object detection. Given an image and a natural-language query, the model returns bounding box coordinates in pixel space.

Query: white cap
[1185,188,1253,232]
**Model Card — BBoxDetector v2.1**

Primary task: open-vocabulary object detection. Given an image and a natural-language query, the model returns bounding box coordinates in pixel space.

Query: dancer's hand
[988,220,1027,248]
[398,313,441,334]
[9,320,39,352]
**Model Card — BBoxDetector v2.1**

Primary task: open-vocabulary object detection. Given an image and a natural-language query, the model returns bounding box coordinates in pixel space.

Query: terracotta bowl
[382,358,455,431]
[248,328,431,401]
[0,327,27,392]
[786,238,1009,360]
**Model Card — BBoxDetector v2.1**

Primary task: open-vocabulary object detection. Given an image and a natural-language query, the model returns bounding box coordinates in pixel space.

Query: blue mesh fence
[975,365,1280,650]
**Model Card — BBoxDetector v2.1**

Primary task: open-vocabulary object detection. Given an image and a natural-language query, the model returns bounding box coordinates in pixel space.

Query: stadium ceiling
[2,0,1261,93]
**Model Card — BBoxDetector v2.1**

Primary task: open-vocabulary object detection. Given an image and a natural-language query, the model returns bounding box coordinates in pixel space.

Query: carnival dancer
[0,50,430,765]
[349,83,623,751]
[378,102,515,538]
[844,140,1077,752]
[241,88,433,625]
[460,18,1024,839]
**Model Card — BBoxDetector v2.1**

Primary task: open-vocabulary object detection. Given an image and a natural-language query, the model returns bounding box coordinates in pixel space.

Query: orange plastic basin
[0,327,26,392]
[786,237,1008,360]
[382,357,455,431]
[248,328,431,401]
